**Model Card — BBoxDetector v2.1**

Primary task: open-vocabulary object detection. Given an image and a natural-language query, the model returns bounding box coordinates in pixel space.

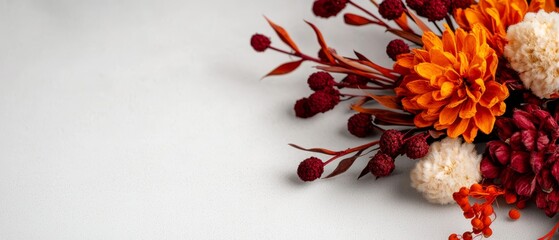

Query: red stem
[324,140,380,165]
[538,221,559,240]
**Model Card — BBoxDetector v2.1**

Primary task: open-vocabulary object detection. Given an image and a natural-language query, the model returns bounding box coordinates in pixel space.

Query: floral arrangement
[251,0,559,239]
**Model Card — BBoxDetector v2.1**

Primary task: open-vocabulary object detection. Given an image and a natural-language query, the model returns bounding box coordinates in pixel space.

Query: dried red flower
[297,157,324,181]
[312,0,348,18]
[347,113,374,138]
[379,129,404,157]
[309,91,334,113]
[406,0,425,11]
[369,152,395,178]
[450,0,472,10]
[378,0,405,20]
[307,72,335,91]
[404,134,429,159]
[421,0,449,21]
[294,98,316,118]
[250,34,271,52]
[341,74,369,86]
[481,105,559,217]
[386,39,410,61]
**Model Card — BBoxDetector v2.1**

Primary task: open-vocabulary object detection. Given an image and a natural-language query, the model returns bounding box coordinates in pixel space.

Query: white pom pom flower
[504,10,559,98]
[410,137,482,205]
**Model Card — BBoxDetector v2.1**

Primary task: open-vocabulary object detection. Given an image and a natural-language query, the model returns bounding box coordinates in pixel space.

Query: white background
[0,0,555,239]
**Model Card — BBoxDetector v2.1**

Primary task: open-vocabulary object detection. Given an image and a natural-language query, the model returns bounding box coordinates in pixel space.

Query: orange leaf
[265,17,301,53]
[343,13,375,26]
[386,28,422,46]
[365,93,403,110]
[325,150,363,178]
[406,10,432,33]
[263,60,303,78]
[305,21,335,63]
[354,51,398,77]
[394,13,413,33]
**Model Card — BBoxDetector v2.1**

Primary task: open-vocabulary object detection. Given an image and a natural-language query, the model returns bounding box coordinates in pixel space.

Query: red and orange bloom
[394,24,509,143]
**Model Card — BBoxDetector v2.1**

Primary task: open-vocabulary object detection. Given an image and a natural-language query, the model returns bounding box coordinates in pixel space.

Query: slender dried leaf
[364,93,402,110]
[264,60,303,78]
[264,17,301,53]
[344,13,375,26]
[353,51,396,77]
[406,10,431,33]
[394,13,413,32]
[358,165,370,179]
[352,106,415,126]
[288,143,337,155]
[304,21,335,63]
[386,28,423,46]
[325,150,364,178]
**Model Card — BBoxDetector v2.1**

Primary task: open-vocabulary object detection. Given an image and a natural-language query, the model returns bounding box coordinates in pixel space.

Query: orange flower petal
[447,118,470,138]
[462,124,479,143]
[406,80,433,94]
[459,99,477,119]
[439,105,461,125]
[415,63,445,80]
[474,106,495,134]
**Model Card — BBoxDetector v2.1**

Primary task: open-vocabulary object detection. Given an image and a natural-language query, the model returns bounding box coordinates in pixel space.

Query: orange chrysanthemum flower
[453,0,528,55]
[394,24,509,143]
[454,0,558,55]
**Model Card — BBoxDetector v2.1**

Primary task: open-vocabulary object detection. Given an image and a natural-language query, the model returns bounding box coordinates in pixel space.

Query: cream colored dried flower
[504,10,559,98]
[410,137,482,204]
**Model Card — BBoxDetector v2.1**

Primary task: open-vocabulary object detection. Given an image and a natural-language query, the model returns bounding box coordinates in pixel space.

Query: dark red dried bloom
[297,157,324,181]
[294,98,316,118]
[379,0,405,20]
[347,113,374,138]
[369,152,395,178]
[481,105,559,217]
[386,39,410,61]
[404,134,429,159]
[250,34,271,52]
[307,72,335,91]
[379,129,404,157]
[312,0,348,18]
[308,89,339,113]
[421,0,449,21]
[406,0,425,11]
[341,74,369,86]
[450,0,472,10]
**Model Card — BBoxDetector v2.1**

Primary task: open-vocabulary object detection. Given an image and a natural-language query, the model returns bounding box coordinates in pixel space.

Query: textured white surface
[0,0,554,239]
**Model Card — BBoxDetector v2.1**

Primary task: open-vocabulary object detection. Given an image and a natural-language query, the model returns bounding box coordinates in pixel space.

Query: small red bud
[386,39,410,61]
[404,134,429,159]
[312,0,348,18]
[379,129,404,157]
[378,0,405,20]
[250,34,271,52]
[368,152,395,178]
[307,72,335,91]
[297,157,324,182]
[347,113,375,138]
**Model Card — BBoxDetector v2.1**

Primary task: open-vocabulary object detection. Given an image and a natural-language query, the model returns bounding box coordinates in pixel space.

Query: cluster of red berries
[450,184,523,240]
[401,0,472,22]
[250,34,271,52]
[386,39,410,61]
[294,72,341,118]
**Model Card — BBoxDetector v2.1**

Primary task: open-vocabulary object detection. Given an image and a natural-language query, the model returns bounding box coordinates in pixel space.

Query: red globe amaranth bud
[379,129,404,157]
[341,74,369,87]
[312,0,348,18]
[422,0,449,21]
[297,157,324,181]
[404,134,429,159]
[386,39,410,61]
[347,113,374,138]
[378,0,405,20]
[250,34,271,52]
[406,0,424,11]
[294,98,317,118]
[450,0,472,10]
[308,89,340,113]
[307,72,335,91]
[368,152,395,178]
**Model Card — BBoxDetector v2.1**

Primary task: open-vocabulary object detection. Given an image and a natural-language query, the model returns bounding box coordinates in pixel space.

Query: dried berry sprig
[449,184,527,239]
